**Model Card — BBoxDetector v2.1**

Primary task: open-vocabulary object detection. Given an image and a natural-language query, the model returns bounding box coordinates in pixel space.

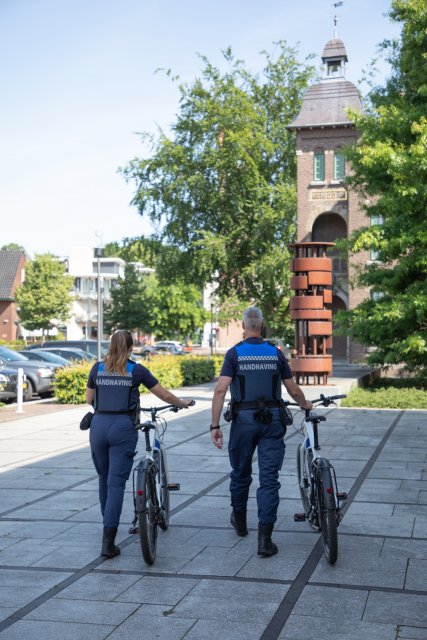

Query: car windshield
[31,351,69,365]
[0,347,29,362]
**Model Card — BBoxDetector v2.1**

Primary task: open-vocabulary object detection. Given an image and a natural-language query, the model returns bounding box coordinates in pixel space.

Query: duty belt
[236,400,281,410]
[95,410,134,415]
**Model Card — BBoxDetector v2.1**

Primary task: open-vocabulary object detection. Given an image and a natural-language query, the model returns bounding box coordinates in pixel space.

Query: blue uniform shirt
[88,360,158,413]
[220,338,292,380]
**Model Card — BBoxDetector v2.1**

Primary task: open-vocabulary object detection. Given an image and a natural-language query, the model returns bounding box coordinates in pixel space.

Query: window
[314,153,325,181]
[334,152,345,180]
[370,215,384,260]
[371,291,385,302]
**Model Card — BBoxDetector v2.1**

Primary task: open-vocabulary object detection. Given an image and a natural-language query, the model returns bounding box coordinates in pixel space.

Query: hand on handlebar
[180,399,195,408]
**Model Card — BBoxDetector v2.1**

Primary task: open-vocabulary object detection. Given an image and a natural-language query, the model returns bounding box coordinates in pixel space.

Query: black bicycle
[290,394,347,564]
[129,402,194,565]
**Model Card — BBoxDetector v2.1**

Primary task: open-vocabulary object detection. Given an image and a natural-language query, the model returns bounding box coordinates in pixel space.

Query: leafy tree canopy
[15,254,73,332]
[103,265,206,340]
[1,243,26,252]
[339,0,427,376]
[122,43,315,333]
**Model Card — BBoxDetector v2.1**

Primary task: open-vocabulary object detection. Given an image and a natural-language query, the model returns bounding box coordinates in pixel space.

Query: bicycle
[129,402,194,565]
[289,394,348,564]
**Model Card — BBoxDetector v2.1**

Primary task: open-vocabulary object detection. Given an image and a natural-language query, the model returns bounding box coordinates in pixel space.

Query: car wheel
[23,380,35,402]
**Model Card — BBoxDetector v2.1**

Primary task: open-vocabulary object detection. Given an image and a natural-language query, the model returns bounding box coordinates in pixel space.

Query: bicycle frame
[298,416,340,518]
[133,409,167,515]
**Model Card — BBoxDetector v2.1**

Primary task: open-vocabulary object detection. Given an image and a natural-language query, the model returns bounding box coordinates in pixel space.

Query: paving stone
[339,512,414,537]
[413,515,427,539]
[381,538,427,560]
[398,627,427,639]
[172,578,289,623]
[103,609,196,640]
[278,614,397,639]
[0,539,61,566]
[364,592,427,627]
[0,585,52,608]
[24,598,139,625]
[405,559,427,591]
[178,546,253,576]
[292,585,368,621]
[0,619,114,639]
[54,572,141,600]
[311,551,406,589]
[116,575,199,605]
[184,618,266,639]
[345,501,394,516]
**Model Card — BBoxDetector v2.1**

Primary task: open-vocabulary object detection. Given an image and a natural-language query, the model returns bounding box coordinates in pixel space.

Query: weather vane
[331,1,344,37]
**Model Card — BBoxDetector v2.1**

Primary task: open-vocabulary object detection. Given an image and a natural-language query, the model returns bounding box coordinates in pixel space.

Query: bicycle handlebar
[139,400,195,414]
[287,393,347,408]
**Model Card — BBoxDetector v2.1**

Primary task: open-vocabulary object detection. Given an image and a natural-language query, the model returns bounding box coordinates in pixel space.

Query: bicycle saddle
[305,413,326,423]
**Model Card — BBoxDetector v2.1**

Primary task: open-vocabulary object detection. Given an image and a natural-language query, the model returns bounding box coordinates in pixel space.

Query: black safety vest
[230,341,282,403]
[94,361,138,414]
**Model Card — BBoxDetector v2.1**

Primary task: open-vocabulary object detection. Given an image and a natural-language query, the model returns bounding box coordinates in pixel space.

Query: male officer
[211,306,312,556]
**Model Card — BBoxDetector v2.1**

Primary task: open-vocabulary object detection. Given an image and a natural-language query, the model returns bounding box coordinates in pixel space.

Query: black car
[0,346,58,401]
[0,363,24,403]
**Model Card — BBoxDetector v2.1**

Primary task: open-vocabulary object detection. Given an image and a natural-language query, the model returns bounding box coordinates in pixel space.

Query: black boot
[257,523,278,556]
[230,510,248,537]
[101,527,121,558]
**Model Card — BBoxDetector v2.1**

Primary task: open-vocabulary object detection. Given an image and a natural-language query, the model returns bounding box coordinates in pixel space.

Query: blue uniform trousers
[228,409,286,525]
[89,414,138,528]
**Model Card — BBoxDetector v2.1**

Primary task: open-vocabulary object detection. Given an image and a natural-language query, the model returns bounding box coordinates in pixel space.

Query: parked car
[37,340,110,358]
[36,347,96,363]
[0,363,26,403]
[141,344,183,357]
[0,346,57,401]
[19,350,71,367]
[154,341,184,354]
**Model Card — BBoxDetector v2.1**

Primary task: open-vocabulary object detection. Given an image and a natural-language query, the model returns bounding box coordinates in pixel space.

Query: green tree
[103,264,150,334]
[103,236,162,268]
[143,274,207,340]
[16,254,73,335]
[123,43,314,332]
[338,0,427,376]
[0,243,25,252]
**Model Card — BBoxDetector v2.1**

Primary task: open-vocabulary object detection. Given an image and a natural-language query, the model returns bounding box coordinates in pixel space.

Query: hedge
[341,379,427,409]
[54,355,220,404]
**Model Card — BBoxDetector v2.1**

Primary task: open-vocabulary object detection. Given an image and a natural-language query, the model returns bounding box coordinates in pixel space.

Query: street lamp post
[95,247,103,361]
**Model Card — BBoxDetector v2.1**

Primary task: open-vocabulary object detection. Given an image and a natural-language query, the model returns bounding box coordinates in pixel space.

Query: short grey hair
[243,306,264,331]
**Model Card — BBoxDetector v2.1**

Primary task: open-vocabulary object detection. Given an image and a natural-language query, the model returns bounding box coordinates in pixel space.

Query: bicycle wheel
[137,461,158,565]
[158,448,170,531]
[296,444,319,532]
[317,467,338,564]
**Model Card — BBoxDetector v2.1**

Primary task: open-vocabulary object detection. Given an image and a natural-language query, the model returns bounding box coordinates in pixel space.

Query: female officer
[86,330,192,559]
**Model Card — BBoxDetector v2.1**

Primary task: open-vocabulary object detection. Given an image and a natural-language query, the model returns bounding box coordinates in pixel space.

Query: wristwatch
[210,425,221,431]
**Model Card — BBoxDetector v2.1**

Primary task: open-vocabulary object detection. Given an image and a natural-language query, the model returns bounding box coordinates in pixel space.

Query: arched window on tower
[314,152,325,181]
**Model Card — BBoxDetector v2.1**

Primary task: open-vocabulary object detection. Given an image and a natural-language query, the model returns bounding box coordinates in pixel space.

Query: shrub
[211,354,225,377]
[342,379,427,409]
[141,356,184,392]
[179,356,215,385]
[54,362,92,404]
[54,355,218,404]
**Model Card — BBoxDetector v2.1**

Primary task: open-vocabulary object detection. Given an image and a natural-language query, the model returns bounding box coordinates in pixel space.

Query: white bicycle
[290,394,348,564]
[129,402,194,565]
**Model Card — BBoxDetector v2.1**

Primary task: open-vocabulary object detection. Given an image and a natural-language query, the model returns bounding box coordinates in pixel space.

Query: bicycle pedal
[337,492,348,501]
[167,483,180,491]
[128,526,139,534]
[294,512,306,522]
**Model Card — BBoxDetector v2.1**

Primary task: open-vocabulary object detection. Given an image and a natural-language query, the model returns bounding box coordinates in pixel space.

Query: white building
[63,247,151,340]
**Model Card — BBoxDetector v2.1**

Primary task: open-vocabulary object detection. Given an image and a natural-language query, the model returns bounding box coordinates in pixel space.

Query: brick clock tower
[287,35,369,363]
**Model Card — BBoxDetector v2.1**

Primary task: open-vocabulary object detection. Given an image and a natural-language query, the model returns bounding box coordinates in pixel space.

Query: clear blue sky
[0,0,400,258]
